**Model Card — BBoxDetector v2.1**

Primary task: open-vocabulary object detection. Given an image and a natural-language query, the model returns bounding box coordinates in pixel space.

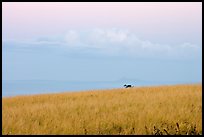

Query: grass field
[2,84,202,135]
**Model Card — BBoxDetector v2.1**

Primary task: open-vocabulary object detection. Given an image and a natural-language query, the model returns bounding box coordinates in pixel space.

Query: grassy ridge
[2,84,202,135]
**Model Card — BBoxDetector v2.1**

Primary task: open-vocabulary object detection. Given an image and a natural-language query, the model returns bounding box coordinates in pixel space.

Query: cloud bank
[3,28,201,60]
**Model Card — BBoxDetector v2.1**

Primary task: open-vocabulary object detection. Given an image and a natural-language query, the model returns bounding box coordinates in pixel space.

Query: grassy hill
[2,84,202,135]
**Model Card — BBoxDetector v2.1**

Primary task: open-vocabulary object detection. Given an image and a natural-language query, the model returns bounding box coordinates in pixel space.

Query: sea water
[2,80,128,97]
[2,80,188,97]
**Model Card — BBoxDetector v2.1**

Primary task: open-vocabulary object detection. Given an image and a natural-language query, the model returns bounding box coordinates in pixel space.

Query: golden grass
[2,84,202,135]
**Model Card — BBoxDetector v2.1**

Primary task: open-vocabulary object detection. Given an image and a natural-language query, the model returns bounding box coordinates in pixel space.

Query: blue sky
[2,2,202,83]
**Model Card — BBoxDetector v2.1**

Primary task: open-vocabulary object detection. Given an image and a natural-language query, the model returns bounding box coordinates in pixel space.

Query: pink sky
[2,2,202,83]
[2,2,202,42]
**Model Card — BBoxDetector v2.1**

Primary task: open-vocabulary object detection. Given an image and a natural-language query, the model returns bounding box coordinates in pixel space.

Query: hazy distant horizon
[2,77,202,83]
[2,79,201,97]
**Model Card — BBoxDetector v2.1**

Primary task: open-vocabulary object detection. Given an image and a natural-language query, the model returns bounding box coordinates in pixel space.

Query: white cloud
[64,30,79,46]
[180,42,200,49]
[106,28,128,43]
[3,28,201,59]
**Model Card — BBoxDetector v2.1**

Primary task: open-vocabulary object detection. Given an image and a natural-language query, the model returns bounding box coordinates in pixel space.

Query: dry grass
[2,84,202,135]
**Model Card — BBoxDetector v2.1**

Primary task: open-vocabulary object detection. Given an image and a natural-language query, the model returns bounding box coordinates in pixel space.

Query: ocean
[2,80,191,97]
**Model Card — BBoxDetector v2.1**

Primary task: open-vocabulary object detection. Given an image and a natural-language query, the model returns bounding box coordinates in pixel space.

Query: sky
[2,2,202,83]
